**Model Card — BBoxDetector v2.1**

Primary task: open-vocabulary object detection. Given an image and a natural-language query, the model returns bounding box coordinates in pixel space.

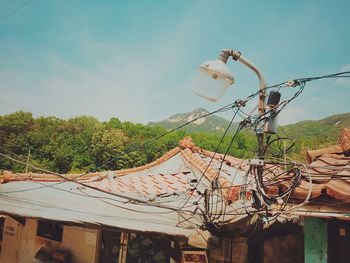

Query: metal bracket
[248,159,264,167]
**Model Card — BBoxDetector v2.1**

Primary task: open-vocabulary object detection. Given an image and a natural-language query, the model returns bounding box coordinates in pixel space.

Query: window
[37,220,63,242]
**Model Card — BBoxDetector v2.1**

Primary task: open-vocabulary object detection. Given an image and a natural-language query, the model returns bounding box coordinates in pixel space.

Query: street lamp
[196,49,268,156]
[196,49,267,116]
[196,49,272,221]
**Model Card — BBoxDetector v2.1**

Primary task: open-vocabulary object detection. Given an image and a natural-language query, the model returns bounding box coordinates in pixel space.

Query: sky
[0,0,349,125]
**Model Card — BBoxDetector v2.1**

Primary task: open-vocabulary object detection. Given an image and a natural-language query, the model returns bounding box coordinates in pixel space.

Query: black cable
[178,108,241,210]
[209,123,242,221]
[98,103,237,170]
[296,71,350,83]
[3,70,347,226]
[0,152,194,213]
[0,0,35,21]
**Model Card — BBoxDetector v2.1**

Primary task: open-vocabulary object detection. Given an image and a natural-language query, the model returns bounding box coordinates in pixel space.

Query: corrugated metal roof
[0,180,195,237]
[0,137,250,237]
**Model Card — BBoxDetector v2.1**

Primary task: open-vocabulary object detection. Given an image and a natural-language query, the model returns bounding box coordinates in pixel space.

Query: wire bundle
[1,70,349,234]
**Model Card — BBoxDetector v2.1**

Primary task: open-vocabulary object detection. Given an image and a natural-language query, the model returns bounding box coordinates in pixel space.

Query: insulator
[267,91,281,108]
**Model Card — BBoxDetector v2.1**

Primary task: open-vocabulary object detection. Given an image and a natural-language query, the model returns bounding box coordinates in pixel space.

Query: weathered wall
[0,217,23,263]
[263,233,304,263]
[0,217,99,263]
[62,226,99,263]
[231,237,248,263]
[207,237,248,263]
[304,218,327,263]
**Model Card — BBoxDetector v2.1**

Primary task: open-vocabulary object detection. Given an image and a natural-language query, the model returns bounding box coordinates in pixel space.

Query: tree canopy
[0,111,344,174]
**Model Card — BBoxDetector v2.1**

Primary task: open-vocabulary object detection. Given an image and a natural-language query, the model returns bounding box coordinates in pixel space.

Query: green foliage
[0,112,189,173]
[0,111,349,174]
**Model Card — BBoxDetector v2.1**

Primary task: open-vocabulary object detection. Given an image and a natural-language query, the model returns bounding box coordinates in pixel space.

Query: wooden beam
[118,232,129,263]
[9,215,25,225]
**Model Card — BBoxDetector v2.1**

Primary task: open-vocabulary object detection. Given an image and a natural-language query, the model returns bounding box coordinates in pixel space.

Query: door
[99,230,121,263]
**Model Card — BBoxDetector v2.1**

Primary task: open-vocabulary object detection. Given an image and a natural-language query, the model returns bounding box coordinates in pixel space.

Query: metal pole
[236,55,267,158]
[224,50,267,223]
[221,49,267,156]
[238,56,266,263]
[221,49,267,119]
[25,148,31,173]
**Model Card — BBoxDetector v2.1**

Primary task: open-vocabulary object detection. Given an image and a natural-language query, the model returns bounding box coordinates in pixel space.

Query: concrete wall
[0,217,100,263]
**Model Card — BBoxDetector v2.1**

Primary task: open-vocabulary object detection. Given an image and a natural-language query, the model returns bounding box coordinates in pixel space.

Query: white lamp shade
[195,59,234,102]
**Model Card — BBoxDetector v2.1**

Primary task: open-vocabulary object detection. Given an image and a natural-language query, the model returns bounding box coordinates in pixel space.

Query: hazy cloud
[278,106,309,125]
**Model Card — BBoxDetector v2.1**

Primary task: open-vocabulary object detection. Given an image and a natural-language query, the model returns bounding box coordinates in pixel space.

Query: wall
[207,237,248,263]
[304,218,327,263]
[0,217,100,263]
[264,233,304,263]
[231,237,248,263]
[0,217,23,263]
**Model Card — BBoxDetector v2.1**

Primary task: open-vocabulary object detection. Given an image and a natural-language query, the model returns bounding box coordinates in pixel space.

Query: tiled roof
[3,130,350,205]
[268,128,350,203]
[0,136,250,237]
[3,131,350,229]
[0,136,249,200]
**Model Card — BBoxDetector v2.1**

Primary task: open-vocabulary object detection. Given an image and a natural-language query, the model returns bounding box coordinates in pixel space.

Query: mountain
[281,112,350,142]
[149,108,350,141]
[148,108,239,133]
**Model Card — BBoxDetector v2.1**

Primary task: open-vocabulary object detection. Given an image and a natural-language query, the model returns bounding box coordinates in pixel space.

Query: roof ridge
[115,147,181,176]
[306,128,350,163]
[1,147,182,183]
[1,170,104,184]
[180,148,231,199]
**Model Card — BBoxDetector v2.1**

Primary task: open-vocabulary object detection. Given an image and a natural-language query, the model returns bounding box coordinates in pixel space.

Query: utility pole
[25,148,31,173]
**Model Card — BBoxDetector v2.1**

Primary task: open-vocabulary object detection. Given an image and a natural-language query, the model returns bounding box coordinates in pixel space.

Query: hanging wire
[1,70,349,230]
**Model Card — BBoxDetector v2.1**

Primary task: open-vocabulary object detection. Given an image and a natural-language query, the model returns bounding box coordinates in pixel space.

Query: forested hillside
[0,111,349,174]
[282,113,350,142]
[0,111,256,174]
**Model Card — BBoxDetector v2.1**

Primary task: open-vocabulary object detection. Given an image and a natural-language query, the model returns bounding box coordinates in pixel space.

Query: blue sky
[0,0,349,125]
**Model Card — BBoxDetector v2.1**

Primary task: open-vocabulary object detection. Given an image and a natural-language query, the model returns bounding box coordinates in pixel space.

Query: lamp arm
[237,55,267,116]
[220,49,267,116]
[220,49,267,160]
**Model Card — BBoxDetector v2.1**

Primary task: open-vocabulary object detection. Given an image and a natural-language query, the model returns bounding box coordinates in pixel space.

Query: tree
[91,128,129,170]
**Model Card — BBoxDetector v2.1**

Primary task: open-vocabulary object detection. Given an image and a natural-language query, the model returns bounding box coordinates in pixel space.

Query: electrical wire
[0,152,196,213]
[296,71,350,83]
[209,124,243,221]
[178,107,242,210]
[2,70,349,230]
[98,102,237,170]
[0,0,35,21]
